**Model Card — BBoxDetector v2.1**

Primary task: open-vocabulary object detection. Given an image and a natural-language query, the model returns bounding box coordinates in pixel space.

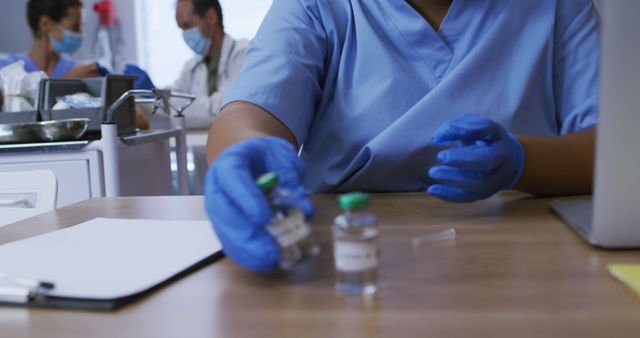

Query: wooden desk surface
[1,192,639,338]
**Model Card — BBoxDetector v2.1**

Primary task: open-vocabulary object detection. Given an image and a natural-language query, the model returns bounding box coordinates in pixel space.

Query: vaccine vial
[256,172,320,270]
[332,192,380,295]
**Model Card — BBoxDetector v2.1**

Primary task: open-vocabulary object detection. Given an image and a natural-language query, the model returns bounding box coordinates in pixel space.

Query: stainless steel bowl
[0,118,89,144]
[0,122,40,144]
[36,118,90,142]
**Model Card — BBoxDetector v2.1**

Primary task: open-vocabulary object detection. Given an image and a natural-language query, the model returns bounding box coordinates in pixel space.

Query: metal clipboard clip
[0,274,55,304]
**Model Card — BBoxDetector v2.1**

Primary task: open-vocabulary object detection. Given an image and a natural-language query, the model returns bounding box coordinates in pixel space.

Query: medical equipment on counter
[101,89,195,197]
[0,118,89,144]
[1,89,196,207]
[39,75,137,136]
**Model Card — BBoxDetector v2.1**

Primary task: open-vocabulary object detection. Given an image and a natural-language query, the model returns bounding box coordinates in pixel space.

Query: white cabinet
[0,135,174,208]
[0,150,103,208]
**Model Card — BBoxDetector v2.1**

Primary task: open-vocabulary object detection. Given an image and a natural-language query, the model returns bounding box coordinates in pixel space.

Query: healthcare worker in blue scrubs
[0,0,100,79]
[205,0,600,272]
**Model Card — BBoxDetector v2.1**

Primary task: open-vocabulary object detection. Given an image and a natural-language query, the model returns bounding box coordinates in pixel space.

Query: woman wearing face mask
[0,0,99,79]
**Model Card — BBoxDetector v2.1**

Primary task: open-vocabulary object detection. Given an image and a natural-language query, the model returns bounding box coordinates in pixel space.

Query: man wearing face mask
[125,0,249,129]
[0,0,100,79]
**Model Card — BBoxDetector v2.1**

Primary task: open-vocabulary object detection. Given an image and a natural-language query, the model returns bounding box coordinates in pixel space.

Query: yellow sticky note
[608,264,640,296]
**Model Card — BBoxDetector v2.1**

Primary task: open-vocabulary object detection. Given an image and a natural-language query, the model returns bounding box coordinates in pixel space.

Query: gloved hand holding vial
[204,137,313,273]
[256,172,320,270]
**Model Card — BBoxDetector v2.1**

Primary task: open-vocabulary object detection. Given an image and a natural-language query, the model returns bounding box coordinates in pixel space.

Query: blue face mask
[182,26,212,56]
[51,27,83,54]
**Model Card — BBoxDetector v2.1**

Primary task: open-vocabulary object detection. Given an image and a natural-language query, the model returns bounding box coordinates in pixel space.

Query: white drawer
[0,160,91,208]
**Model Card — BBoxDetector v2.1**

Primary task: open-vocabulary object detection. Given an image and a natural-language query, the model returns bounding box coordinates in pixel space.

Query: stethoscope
[190,40,237,80]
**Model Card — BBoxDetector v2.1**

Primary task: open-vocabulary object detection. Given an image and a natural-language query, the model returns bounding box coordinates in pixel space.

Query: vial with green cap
[332,192,380,295]
[256,172,319,270]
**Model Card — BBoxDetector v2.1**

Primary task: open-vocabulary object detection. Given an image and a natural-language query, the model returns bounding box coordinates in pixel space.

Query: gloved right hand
[96,62,110,76]
[204,137,312,273]
[123,64,155,90]
[427,114,525,203]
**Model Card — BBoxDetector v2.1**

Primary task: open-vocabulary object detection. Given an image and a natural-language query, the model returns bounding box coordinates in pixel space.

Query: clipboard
[0,218,223,311]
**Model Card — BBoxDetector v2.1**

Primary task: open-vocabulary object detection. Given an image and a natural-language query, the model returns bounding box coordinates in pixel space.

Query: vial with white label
[332,192,379,295]
[257,172,320,270]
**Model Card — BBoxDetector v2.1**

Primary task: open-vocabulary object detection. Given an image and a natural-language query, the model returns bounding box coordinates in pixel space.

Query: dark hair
[27,0,83,36]
[191,0,224,29]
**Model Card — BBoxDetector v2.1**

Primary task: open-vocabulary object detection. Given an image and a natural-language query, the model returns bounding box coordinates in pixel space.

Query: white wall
[220,0,272,41]
[0,0,33,53]
[75,0,139,69]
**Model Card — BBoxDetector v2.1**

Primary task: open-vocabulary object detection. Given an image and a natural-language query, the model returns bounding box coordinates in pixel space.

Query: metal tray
[0,118,89,144]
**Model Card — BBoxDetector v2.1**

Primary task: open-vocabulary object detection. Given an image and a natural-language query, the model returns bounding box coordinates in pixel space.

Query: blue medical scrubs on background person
[0,54,80,79]
[0,0,101,79]
[204,0,600,272]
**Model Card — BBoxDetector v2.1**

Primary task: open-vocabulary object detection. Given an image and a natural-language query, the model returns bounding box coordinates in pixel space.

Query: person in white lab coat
[126,0,248,129]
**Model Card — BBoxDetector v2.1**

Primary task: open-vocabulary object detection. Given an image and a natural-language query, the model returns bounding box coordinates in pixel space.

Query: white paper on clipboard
[0,218,221,300]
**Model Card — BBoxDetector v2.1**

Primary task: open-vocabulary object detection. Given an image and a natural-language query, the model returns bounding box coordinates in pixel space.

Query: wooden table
[1,192,639,338]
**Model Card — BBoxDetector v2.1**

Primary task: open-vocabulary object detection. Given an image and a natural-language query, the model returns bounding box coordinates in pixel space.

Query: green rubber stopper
[256,172,279,192]
[338,192,370,211]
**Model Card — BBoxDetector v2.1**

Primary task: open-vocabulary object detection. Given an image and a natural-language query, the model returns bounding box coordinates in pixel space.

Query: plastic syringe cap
[256,172,279,192]
[338,192,370,211]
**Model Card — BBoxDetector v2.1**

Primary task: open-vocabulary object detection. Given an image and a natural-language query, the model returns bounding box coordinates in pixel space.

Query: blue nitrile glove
[204,137,313,273]
[96,63,110,76]
[427,114,525,203]
[123,64,155,90]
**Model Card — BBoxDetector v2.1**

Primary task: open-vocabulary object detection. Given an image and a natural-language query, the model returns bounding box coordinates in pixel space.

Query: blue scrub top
[0,53,78,79]
[223,0,600,193]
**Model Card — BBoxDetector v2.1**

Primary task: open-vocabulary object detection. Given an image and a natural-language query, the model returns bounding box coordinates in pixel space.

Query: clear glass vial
[257,172,320,270]
[332,192,380,295]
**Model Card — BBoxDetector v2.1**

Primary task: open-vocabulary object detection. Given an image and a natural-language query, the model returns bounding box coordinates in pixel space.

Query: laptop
[550,0,640,248]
